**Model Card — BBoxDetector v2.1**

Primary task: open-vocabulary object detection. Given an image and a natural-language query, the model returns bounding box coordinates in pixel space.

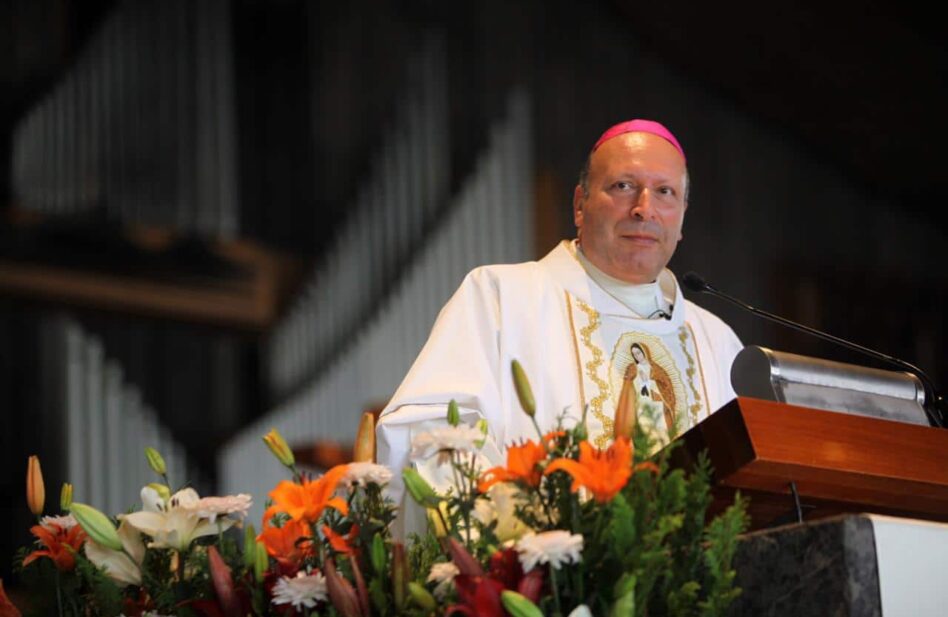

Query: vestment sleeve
[376,268,507,538]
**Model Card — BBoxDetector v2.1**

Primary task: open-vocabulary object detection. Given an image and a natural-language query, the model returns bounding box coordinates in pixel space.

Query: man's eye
[615,181,633,191]
[658,186,675,196]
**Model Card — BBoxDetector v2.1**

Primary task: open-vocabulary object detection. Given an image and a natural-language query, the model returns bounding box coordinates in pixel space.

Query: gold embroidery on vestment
[565,291,586,413]
[677,327,703,423]
[574,298,613,448]
[684,323,710,424]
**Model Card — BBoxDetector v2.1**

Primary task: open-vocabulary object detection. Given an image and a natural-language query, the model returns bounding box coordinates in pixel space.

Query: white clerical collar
[574,241,672,319]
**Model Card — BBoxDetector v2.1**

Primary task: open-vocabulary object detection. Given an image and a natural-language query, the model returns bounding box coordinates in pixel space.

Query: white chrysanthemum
[515,530,584,572]
[272,571,328,610]
[39,514,77,531]
[567,606,593,617]
[181,494,253,523]
[410,425,485,463]
[341,462,393,487]
[426,561,460,599]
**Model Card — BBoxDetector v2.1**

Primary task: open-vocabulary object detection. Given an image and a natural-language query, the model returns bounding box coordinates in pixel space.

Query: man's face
[573,132,688,284]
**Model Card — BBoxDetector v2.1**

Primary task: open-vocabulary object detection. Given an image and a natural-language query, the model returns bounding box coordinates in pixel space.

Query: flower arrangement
[4,361,747,616]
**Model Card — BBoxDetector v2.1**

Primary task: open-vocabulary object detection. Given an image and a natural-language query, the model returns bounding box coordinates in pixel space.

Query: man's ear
[678,199,688,240]
[573,185,585,227]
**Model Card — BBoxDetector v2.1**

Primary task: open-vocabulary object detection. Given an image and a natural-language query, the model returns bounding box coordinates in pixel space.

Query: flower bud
[446,537,484,577]
[353,412,376,463]
[70,502,123,551]
[262,428,295,468]
[144,447,167,476]
[26,456,45,516]
[408,581,436,611]
[370,533,386,575]
[426,504,448,538]
[324,558,361,617]
[253,541,269,583]
[402,468,440,507]
[207,546,240,617]
[59,483,73,511]
[475,419,489,448]
[392,542,408,610]
[243,523,257,570]
[511,360,536,417]
[146,482,171,503]
[446,400,461,426]
[501,590,544,617]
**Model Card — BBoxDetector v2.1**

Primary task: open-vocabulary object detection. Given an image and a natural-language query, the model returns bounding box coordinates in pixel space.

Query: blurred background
[2,0,946,583]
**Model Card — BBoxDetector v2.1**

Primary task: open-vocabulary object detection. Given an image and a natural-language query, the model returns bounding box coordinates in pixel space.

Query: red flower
[445,543,545,616]
[488,549,543,603]
[22,520,86,572]
[0,578,23,617]
[447,575,506,617]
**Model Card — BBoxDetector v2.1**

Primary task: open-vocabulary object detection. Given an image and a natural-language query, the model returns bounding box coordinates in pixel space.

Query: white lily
[124,487,234,552]
[84,519,146,586]
[474,483,532,543]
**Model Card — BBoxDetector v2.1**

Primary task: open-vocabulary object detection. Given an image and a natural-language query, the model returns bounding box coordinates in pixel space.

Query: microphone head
[681,271,709,293]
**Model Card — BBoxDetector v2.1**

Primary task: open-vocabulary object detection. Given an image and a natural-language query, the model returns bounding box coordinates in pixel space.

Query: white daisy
[515,530,584,572]
[39,514,77,531]
[271,570,328,610]
[410,425,485,464]
[340,462,393,487]
[181,494,253,523]
[426,561,460,599]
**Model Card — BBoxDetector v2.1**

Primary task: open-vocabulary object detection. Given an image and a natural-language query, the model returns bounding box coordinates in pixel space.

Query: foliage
[7,364,747,617]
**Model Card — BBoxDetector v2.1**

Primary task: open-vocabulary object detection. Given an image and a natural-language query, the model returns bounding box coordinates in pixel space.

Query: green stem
[55,567,64,617]
[550,565,562,616]
[452,452,472,546]
[177,549,186,582]
[531,415,545,444]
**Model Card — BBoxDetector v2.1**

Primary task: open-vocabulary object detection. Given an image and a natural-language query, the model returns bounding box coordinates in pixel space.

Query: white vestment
[377,240,743,537]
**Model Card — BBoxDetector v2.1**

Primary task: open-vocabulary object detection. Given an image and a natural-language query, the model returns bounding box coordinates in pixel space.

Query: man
[377,119,742,536]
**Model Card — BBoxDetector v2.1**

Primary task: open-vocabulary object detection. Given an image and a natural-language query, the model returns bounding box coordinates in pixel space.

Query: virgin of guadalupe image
[620,342,678,435]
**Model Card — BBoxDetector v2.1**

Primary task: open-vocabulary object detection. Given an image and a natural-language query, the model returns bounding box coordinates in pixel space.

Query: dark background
[2,0,946,585]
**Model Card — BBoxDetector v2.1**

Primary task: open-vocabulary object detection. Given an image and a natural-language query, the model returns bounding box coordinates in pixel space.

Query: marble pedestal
[728,513,948,617]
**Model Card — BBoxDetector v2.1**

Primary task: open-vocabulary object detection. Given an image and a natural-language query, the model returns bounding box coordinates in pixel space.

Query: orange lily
[257,514,313,568]
[268,464,349,523]
[322,523,359,555]
[479,439,547,493]
[22,520,87,572]
[544,437,633,503]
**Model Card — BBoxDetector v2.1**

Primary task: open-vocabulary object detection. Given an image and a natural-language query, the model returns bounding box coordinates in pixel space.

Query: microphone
[682,271,946,428]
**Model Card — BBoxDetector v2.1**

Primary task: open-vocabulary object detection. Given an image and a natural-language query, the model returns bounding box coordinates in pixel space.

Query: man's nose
[630,188,655,220]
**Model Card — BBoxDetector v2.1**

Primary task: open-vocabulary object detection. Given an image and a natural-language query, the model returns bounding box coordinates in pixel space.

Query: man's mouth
[620,233,659,243]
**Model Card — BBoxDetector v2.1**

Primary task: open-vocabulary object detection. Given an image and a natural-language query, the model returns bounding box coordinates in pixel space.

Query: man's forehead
[591,133,686,179]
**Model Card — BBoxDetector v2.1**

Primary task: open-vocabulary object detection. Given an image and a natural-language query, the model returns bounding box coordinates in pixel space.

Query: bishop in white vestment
[377,119,743,537]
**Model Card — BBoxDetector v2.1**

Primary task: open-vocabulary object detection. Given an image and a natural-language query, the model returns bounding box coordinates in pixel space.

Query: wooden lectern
[673,397,948,531]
